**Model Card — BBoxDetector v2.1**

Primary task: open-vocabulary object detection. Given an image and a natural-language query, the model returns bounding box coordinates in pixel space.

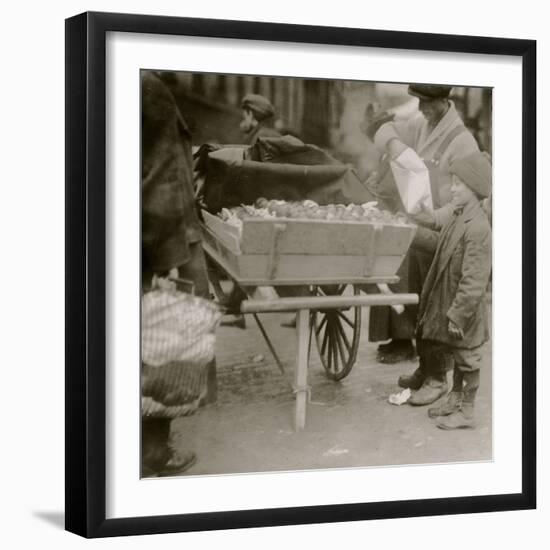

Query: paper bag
[390,148,433,215]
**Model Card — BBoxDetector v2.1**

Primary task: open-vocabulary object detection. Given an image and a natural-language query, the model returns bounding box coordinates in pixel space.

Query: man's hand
[362,104,395,140]
[448,319,464,340]
[386,138,408,160]
[364,170,382,191]
[410,203,436,228]
[196,194,208,211]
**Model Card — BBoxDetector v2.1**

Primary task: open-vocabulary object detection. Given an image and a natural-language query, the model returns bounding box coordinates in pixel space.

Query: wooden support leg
[294,309,310,431]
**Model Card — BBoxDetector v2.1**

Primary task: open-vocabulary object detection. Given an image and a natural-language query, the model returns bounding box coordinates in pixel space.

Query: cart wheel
[312,285,362,381]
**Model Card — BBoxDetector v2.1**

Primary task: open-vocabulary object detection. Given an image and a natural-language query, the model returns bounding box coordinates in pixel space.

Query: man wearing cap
[365,84,481,404]
[370,85,480,220]
[410,152,492,427]
[240,93,282,145]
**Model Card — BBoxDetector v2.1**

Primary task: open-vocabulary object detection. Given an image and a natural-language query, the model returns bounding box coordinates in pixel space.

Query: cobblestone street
[172,307,492,476]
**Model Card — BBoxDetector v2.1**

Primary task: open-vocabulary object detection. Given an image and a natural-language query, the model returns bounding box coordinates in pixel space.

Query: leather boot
[158,449,197,476]
[436,402,475,429]
[281,314,297,328]
[141,417,171,476]
[377,339,416,364]
[220,314,246,329]
[437,370,479,428]
[398,367,425,390]
[401,338,446,391]
[428,391,463,418]
[408,375,448,406]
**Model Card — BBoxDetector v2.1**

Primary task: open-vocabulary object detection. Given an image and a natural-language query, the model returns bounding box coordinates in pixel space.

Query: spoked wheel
[312,285,362,381]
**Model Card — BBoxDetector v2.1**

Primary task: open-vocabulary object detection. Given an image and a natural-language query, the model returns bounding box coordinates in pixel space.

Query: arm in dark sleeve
[141,71,191,274]
[411,225,440,254]
[446,224,492,330]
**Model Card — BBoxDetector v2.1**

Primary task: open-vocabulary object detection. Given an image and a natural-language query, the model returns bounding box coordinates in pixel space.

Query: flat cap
[408,84,453,100]
[449,152,492,199]
[241,94,275,121]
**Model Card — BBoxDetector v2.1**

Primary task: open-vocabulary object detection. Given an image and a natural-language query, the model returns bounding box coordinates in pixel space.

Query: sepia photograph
[140,69,493,479]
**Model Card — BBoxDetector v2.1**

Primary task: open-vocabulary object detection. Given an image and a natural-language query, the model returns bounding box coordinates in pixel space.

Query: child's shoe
[408,375,448,406]
[436,403,475,429]
[428,391,463,418]
[397,367,425,390]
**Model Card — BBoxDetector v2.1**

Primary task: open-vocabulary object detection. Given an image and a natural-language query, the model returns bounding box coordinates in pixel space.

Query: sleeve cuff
[373,122,400,151]
[434,204,454,229]
[447,309,465,330]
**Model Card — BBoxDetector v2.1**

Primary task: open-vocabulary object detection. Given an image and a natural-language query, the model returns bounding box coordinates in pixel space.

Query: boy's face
[239,109,258,134]
[450,174,477,207]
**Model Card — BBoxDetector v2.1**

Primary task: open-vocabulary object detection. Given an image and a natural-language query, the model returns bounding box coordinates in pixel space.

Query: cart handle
[241,292,418,314]
[377,283,405,314]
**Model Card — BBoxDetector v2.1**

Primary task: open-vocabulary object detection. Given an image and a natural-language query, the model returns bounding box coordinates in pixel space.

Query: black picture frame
[65,11,536,538]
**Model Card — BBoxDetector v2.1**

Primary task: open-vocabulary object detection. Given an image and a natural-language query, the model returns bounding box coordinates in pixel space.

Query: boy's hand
[410,203,435,228]
[448,319,464,340]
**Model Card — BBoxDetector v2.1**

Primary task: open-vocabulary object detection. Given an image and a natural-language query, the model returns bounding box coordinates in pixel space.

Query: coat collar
[244,122,268,145]
[457,198,481,222]
[417,101,461,154]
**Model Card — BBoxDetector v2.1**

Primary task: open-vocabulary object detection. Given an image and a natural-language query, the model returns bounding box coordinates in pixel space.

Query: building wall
[159,71,492,171]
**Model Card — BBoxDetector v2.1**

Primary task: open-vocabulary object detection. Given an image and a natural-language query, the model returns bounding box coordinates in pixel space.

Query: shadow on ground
[33,511,65,530]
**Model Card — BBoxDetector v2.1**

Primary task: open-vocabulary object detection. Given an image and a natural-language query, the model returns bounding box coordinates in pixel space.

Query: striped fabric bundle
[141,361,208,418]
[141,287,222,418]
[141,396,200,419]
[142,288,222,367]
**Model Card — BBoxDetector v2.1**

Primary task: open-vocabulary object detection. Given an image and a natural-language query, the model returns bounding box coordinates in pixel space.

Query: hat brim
[408,89,428,100]
[408,89,440,101]
[407,85,451,101]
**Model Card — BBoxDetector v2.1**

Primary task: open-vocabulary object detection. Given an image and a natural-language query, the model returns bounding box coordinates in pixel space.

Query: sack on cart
[195,135,379,213]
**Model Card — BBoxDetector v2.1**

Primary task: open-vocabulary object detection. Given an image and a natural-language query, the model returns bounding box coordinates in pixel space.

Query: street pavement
[172,307,492,476]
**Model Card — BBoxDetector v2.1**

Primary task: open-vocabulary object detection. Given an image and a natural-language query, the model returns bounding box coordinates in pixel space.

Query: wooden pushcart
[201,211,419,430]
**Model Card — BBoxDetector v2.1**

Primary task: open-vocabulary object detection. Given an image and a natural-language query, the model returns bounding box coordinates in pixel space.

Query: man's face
[418,97,447,126]
[239,109,257,134]
[451,174,477,206]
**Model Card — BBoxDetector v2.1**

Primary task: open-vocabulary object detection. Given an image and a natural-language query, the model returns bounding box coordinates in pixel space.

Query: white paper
[390,148,433,214]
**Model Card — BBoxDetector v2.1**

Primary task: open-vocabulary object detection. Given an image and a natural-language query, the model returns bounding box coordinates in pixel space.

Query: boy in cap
[240,93,281,145]
[220,94,282,329]
[365,84,480,370]
[411,152,492,429]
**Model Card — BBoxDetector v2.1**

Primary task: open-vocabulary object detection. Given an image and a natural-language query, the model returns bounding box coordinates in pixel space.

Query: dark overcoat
[142,71,201,275]
[413,200,491,348]
[244,122,281,146]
